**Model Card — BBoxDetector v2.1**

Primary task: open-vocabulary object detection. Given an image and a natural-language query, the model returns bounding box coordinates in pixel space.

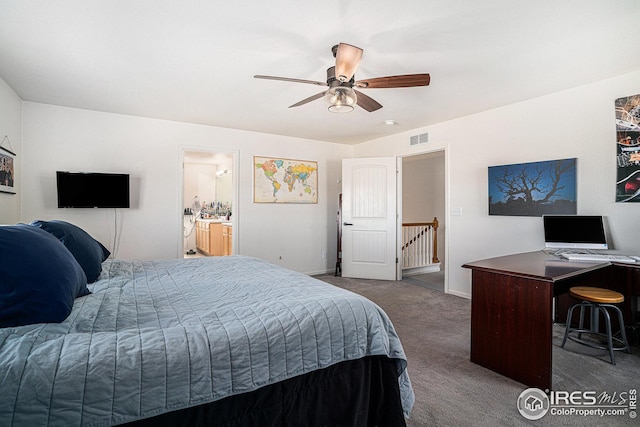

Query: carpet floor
[314,274,640,427]
[402,271,445,293]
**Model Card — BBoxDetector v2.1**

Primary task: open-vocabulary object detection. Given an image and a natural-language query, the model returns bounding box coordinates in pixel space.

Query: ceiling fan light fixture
[334,43,363,83]
[255,43,429,114]
[325,86,357,113]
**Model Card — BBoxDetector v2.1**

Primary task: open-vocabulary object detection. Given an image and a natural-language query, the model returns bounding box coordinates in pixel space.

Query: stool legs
[561,301,631,364]
[609,303,631,355]
[562,303,580,347]
[600,305,614,364]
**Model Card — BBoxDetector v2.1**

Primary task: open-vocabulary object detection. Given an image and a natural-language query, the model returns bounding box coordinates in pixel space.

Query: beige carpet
[403,270,444,292]
[314,274,640,427]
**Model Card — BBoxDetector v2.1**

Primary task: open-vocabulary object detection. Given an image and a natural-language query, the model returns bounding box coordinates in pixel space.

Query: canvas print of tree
[615,93,640,202]
[488,158,576,216]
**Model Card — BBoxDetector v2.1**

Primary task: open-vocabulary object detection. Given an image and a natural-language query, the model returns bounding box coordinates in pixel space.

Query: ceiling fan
[254,43,430,113]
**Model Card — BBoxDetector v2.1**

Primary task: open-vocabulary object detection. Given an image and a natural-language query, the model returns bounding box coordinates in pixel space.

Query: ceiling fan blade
[289,91,326,108]
[355,73,430,89]
[334,43,363,82]
[354,90,382,112]
[254,75,328,86]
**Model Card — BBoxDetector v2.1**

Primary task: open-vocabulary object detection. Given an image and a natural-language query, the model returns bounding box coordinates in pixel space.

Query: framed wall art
[254,156,318,204]
[615,93,640,202]
[0,139,16,195]
[488,158,576,216]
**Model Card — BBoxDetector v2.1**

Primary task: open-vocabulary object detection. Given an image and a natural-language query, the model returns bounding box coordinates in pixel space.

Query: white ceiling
[1,1,640,145]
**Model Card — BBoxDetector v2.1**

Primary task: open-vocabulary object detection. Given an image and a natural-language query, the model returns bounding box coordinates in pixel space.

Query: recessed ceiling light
[384,119,396,125]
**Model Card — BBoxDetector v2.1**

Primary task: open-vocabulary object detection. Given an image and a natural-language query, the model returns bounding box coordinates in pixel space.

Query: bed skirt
[122,355,406,427]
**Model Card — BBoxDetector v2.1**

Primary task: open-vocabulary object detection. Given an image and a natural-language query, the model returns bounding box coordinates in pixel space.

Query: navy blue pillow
[30,220,110,283]
[0,225,88,328]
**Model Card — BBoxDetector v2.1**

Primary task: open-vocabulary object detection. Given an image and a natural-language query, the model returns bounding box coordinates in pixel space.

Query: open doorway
[339,152,447,287]
[181,149,238,258]
[401,150,446,292]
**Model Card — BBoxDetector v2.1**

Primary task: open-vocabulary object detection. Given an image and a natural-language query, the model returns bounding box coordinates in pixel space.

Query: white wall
[21,102,352,274]
[0,77,22,224]
[354,70,640,298]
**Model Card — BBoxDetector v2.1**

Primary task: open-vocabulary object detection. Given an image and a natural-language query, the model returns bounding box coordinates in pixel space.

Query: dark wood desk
[463,251,639,390]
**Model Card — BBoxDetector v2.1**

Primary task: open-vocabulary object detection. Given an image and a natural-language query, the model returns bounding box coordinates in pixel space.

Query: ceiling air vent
[410,132,429,146]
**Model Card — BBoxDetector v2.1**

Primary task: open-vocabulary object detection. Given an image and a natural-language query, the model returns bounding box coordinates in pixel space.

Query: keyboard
[559,253,638,263]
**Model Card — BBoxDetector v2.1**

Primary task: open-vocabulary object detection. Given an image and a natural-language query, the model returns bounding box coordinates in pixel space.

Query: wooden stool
[561,286,631,364]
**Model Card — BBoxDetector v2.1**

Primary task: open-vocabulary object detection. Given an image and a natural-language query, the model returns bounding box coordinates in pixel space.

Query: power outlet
[322,250,327,259]
[451,207,463,216]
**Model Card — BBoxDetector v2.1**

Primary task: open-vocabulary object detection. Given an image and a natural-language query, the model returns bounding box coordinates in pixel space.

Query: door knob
[343,222,353,226]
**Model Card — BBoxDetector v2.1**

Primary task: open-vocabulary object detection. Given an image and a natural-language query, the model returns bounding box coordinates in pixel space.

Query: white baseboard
[402,263,441,277]
[306,268,336,276]
[448,289,471,299]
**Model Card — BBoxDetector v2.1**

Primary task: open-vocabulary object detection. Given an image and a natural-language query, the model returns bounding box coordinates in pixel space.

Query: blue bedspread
[0,256,413,426]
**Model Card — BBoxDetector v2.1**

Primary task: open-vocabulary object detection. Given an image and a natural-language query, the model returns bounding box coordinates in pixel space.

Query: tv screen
[56,171,130,208]
[543,215,607,250]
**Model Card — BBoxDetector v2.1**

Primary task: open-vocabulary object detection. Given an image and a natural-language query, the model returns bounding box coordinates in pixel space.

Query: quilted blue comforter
[0,256,413,426]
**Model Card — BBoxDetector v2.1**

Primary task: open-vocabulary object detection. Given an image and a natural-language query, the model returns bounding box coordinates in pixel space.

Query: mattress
[0,255,413,426]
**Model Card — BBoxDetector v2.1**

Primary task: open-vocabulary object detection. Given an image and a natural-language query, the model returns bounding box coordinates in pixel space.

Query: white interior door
[341,157,399,280]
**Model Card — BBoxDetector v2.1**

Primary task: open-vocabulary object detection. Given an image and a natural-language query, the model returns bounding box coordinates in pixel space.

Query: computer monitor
[543,215,608,250]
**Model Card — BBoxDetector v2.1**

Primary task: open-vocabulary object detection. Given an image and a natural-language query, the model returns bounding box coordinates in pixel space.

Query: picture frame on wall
[615,93,640,202]
[0,145,16,195]
[488,158,576,216]
[253,156,318,204]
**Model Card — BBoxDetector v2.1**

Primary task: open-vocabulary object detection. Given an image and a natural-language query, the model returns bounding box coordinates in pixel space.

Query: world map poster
[254,156,318,203]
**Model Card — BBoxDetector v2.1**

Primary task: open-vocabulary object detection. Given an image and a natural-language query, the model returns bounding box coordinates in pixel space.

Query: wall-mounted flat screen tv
[56,171,130,208]
[543,215,607,250]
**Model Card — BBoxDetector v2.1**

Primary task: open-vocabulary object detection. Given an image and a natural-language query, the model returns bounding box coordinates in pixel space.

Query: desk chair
[561,286,632,364]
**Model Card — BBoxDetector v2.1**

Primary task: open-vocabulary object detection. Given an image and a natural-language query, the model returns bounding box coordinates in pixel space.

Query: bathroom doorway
[181,149,238,258]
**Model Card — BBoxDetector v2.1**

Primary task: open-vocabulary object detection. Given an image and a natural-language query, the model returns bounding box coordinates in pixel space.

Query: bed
[0,222,414,426]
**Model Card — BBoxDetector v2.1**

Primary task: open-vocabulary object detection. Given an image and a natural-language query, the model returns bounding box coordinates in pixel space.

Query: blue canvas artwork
[488,158,576,216]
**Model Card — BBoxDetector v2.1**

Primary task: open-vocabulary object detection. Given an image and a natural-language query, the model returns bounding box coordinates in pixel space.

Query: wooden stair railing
[402,217,439,268]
